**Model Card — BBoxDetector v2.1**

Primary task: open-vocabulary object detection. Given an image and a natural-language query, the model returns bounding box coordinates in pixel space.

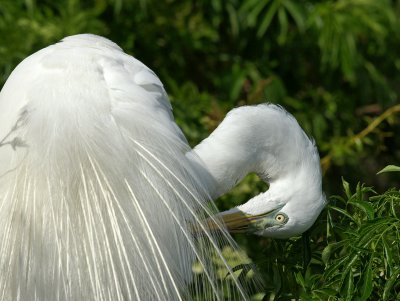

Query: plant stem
[321,104,400,173]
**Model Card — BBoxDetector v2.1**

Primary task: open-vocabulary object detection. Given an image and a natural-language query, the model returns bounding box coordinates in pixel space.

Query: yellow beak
[202,210,275,234]
[191,207,284,235]
[219,211,256,233]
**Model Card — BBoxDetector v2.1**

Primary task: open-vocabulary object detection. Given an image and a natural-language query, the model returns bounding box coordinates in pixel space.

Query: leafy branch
[321,104,400,173]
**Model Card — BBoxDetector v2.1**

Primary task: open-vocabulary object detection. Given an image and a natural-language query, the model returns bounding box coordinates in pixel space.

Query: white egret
[0,34,326,300]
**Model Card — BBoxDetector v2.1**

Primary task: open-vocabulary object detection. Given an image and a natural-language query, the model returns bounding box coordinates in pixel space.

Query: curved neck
[188,105,322,199]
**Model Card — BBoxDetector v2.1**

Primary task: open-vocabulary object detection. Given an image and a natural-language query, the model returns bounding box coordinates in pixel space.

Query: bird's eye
[275,214,287,223]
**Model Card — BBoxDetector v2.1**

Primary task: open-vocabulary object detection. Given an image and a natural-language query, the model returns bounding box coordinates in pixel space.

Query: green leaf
[348,200,374,220]
[277,6,288,45]
[342,177,352,199]
[313,288,339,297]
[294,271,306,289]
[329,206,358,224]
[282,0,305,31]
[355,259,373,301]
[383,267,400,301]
[226,4,239,37]
[341,268,354,301]
[322,241,347,264]
[242,0,267,27]
[377,165,400,174]
[272,264,282,295]
[257,0,280,37]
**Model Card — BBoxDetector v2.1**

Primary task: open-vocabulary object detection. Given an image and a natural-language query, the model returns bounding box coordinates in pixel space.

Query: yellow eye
[275,214,286,223]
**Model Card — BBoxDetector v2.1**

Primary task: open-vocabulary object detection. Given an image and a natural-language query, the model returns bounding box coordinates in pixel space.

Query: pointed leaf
[348,200,374,220]
[295,271,306,289]
[341,269,354,301]
[377,165,400,174]
[355,259,373,301]
[257,0,281,37]
[329,206,358,224]
[342,177,352,199]
[383,267,400,301]
[282,0,305,31]
[382,237,394,271]
[277,6,288,45]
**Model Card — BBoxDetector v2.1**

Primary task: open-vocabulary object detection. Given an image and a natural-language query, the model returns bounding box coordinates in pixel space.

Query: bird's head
[216,191,326,239]
[208,173,326,239]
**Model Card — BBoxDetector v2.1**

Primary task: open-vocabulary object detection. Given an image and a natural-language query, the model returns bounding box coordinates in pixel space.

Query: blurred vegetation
[1,0,399,299]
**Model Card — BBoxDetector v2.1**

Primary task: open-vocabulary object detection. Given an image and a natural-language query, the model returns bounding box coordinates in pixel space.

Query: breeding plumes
[0,34,326,300]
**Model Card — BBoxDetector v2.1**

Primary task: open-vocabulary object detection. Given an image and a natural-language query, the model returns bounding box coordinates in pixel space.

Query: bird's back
[0,35,254,300]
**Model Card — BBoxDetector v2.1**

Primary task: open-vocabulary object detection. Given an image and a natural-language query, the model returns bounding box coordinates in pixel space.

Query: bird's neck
[188,105,321,199]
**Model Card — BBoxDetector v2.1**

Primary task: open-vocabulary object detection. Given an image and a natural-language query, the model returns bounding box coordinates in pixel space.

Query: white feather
[0,34,259,301]
[0,34,325,300]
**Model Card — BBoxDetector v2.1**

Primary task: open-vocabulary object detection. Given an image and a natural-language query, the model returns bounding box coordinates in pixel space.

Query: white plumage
[0,34,325,300]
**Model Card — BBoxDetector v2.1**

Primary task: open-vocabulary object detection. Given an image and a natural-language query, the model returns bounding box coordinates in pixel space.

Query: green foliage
[320,180,400,300]
[240,177,400,300]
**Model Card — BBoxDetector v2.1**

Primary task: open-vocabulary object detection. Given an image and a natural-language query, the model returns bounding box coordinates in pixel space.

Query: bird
[0,34,326,301]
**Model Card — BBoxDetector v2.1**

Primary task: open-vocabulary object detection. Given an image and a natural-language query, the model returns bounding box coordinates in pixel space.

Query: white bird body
[0,34,325,300]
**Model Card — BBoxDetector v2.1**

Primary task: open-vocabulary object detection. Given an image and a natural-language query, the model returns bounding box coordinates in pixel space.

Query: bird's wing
[0,34,188,176]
